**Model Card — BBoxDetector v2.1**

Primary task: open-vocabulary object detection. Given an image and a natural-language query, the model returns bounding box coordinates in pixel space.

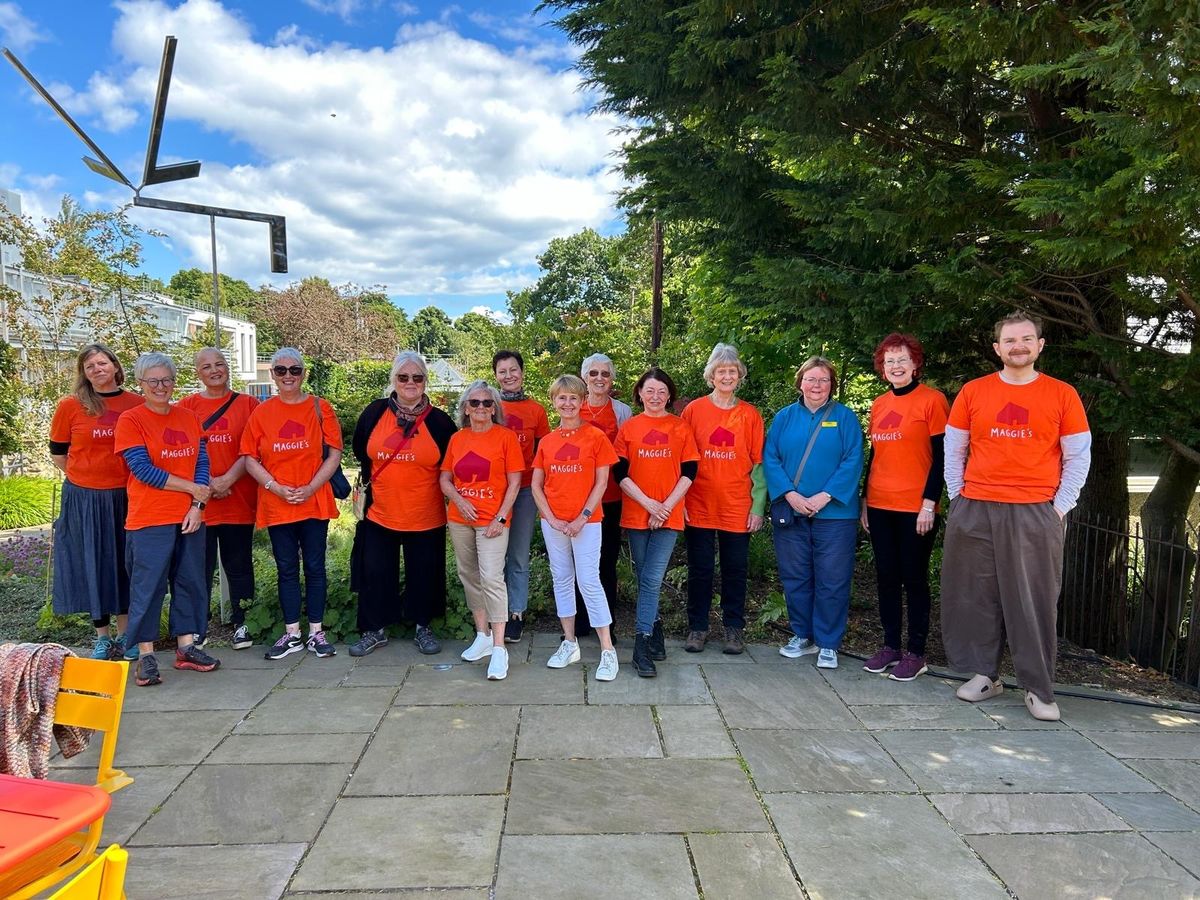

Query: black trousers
[576,500,623,634]
[353,518,447,631]
[203,523,256,627]
[866,506,940,655]
[685,527,750,631]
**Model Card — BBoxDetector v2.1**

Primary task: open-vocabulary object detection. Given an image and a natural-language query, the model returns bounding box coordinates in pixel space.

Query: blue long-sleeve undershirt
[122,441,209,490]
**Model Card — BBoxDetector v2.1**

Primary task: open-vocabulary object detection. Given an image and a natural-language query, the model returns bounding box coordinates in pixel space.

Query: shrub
[0,476,57,530]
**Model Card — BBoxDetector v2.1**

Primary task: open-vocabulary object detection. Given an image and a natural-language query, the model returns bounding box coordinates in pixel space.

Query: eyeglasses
[273,365,304,377]
[801,377,832,386]
[395,373,426,384]
[140,377,175,388]
[467,398,495,408]
[587,370,612,378]
[883,357,912,366]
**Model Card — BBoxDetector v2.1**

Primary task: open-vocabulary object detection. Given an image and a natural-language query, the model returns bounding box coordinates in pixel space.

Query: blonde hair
[793,356,838,394]
[73,344,125,418]
[549,374,587,400]
[703,343,747,387]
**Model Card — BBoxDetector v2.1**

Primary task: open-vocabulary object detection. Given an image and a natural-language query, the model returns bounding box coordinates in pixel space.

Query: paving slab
[689,832,801,900]
[1125,759,1200,810]
[341,662,411,686]
[54,764,193,845]
[769,793,1007,899]
[280,651,357,686]
[122,664,287,712]
[506,758,768,834]
[293,795,505,891]
[207,731,370,765]
[398,660,585,705]
[979,693,1067,730]
[198,647,291,669]
[737,729,916,793]
[1058,696,1200,731]
[347,706,518,795]
[50,709,244,768]
[704,665,859,729]
[1086,731,1200,759]
[130,762,350,845]
[587,663,711,705]
[495,834,696,899]
[234,686,396,734]
[124,842,306,900]
[1145,832,1200,879]
[851,703,998,730]
[352,635,458,664]
[879,730,1159,793]
[821,667,960,706]
[969,832,1200,899]
[1096,792,1200,831]
[517,705,661,759]
[658,705,736,758]
[288,893,487,900]
[930,792,1130,834]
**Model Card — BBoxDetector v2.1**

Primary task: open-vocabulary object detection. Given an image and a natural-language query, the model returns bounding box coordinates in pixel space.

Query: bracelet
[265,480,274,492]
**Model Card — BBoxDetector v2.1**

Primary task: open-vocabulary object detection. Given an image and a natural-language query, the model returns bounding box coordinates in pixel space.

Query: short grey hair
[193,346,227,367]
[270,347,304,367]
[455,380,504,427]
[134,351,177,381]
[390,350,428,380]
[581,353,616,381]
[702,342,747,387]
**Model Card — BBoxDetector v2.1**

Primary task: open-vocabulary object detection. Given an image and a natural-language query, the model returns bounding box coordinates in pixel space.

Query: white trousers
[540,521,613,628]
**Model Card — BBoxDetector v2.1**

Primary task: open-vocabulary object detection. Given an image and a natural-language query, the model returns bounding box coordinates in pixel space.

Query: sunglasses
[395,373,426,383]
[587,370,612,378]
[273,365,304,377]
[467,398,495,408]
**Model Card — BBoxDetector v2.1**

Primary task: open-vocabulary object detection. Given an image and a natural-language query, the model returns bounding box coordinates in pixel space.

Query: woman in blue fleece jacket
[763,356,864,669]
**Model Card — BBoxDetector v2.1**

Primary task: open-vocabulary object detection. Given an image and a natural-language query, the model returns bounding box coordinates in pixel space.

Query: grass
[0,476,57,530]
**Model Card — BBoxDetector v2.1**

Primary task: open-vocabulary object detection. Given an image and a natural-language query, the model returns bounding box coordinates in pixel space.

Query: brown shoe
[723,627,745,655]
[684,630,708,653]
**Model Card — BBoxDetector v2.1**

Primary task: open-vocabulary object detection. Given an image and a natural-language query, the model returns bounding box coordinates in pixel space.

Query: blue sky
[0,0,626,319]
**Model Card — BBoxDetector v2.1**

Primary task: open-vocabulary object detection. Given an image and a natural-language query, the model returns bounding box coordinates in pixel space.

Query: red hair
[872,333,925,381]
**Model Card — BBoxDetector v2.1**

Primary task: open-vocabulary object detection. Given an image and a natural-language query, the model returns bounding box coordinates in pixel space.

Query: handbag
[770,402,834,528]
[312,396,352,500]
[352,405,431,520]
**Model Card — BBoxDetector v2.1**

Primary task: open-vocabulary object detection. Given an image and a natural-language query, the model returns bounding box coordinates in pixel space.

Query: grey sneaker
[779,636,818,658]
[231,625,253,650]
[349,628,388,657]
[413,625,441,655]
[135,653,161,687]
[547,639,581,669]
[816,648,838,669]
[306,630,337,658]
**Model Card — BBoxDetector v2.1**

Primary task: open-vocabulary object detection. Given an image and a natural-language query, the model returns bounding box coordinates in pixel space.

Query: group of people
[47,309,1090,720]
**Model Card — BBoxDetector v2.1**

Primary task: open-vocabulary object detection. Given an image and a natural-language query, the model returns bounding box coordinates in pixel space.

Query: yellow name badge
[821,421,838,428]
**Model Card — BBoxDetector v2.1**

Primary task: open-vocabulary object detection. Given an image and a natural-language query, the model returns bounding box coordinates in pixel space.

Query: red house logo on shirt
[996,403,1030,426]
[383,429,412,451]
[162,428,190,446]
[505,413,524,431]
[709,426,736,447]
[97,409,121,427]
[278,420,306,439]
[878,410,903,430]
[642,429,670,446]
[554,442,581,461]
[454,450,492,483]
[209,416,230,431]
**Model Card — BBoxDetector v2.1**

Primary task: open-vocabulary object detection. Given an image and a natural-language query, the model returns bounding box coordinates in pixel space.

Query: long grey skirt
[52,479,130,620]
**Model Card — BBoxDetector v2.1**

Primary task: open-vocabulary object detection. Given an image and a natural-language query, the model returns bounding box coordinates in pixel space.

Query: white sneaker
[595,648,619,682]
[487,646,509,680]
[461,632,494,662]
[779,636,818,658]
[816,648,838,669]
[546,639,581,668]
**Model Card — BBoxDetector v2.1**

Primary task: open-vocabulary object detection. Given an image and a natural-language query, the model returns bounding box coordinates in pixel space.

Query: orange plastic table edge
[0,774,111,871]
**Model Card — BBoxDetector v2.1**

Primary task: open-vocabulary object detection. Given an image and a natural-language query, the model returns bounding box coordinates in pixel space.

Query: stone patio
[50,633,1200,898]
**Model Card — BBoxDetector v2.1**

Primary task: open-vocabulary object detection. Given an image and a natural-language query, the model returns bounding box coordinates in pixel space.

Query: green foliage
[0,341,20,457]
[322,359,393,446]
[0,476,57,529]
[412,306,456,355]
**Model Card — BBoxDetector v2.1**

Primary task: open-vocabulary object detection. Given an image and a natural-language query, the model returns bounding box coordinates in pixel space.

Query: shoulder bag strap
[201,392,239,431]
[790,402,834,490]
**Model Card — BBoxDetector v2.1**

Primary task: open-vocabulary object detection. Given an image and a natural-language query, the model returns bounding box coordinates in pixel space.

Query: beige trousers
[449,523,510,624]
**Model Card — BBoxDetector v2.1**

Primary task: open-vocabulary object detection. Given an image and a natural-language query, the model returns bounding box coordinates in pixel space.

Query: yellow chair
[0,657,133,899]
[48,844,128,900]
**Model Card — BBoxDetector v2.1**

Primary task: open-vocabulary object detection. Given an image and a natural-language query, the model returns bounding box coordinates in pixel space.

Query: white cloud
[0,2,46,53]
[301,0,366,21]
[54,0,626,297]
[392,1,418,15]
[468,304,511,324]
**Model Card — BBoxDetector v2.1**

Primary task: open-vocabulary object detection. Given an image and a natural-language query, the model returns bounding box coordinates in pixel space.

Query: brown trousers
[940,497,1064,703]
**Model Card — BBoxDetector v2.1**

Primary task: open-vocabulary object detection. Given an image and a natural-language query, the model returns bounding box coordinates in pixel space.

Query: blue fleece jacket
[763,401,864,520]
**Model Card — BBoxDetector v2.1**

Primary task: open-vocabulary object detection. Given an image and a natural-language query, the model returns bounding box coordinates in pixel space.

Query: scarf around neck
[389,392,430,426]
[500,388,527,403]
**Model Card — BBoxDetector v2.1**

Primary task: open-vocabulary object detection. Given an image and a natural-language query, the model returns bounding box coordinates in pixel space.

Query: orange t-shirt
[949,372,1089,504]
[681,397,765,531]
[614,413,700,531]
[240,396,343,527]
[49,391,145,489]
[581,398,622,503]
[500,398,551,488]
[533,426,619,523]
[113,403,204,530]
[364,411,448,532]
[866,384,950,513]
[178,392,260,526]
[441,426,524,526]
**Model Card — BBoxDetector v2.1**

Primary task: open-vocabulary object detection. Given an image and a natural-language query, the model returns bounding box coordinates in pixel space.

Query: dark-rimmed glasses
[273,365,304,377]
[140,376,176,388]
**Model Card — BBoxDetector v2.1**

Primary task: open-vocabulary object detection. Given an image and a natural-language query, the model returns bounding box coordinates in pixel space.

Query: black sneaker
[648,619,667,661]
[175,644,221,672]
[231,625,253,650]
[136,653,162,687]
[264,631,304,660]
[306,630,337,658]
[413,624,441,655]
[505,614,524,644]
[349,628,388,657]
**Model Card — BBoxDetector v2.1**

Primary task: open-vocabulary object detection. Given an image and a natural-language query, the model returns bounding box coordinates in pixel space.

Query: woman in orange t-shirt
[681,343,766,656]
[48,343,144,659]
[440,381,523,681]
[532,375,619,681]
[348,351,457,659]
[613,368,699,677]
[860,333,950,683]
[240,348,343,662]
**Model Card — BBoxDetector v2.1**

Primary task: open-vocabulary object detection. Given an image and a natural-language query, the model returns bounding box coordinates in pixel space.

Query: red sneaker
[175,644,221,672]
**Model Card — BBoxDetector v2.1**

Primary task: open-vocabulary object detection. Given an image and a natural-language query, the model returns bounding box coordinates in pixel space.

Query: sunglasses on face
[395,373,426,383]
[273,365,304,377]
[587,370,612,378]
[467,398,495,408]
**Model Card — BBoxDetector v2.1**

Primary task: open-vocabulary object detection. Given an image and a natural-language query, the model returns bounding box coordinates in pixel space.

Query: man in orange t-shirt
[941,311,1091,721]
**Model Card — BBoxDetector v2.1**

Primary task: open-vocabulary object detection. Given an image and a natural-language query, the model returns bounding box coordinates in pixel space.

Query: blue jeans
[125,523,208,644]
[626,527,679,635]
[504,486,537,615]
[773,517,857,649]
[268,518,329,625]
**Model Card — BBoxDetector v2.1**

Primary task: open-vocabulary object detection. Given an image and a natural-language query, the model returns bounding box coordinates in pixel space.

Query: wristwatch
[582,508,593,518]
[191,500,206,510]
[497,516,507,525]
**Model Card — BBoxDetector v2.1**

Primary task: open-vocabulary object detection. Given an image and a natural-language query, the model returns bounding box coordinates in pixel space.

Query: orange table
[0,774,110,873]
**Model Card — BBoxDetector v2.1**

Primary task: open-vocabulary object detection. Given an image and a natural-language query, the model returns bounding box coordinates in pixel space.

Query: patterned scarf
[500,389,527,402]
[390,392,430,427]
